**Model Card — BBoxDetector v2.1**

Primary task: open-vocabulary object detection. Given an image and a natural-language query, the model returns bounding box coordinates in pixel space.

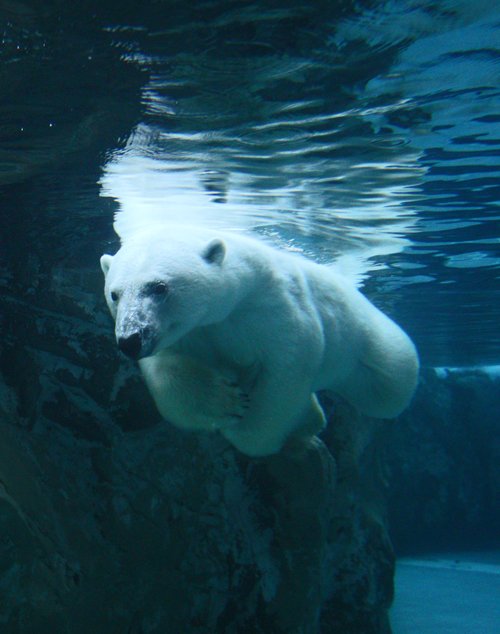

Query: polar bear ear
[202,239,226,265]
[100,254,113,276]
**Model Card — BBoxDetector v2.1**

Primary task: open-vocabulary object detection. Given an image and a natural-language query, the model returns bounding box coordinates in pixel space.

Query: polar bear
[100,225,419,457]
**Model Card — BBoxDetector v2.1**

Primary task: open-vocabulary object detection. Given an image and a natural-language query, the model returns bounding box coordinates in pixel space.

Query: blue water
[2,0,499,366]
[96,0,500,368]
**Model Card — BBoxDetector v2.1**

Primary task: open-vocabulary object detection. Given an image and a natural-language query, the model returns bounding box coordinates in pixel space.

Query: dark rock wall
[385,368,500,555]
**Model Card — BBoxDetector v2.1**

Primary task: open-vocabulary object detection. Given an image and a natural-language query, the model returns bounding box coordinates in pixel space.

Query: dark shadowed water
[1,0,499,368]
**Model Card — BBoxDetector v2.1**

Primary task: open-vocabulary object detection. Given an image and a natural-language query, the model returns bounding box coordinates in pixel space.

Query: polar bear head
[100,229,227,360]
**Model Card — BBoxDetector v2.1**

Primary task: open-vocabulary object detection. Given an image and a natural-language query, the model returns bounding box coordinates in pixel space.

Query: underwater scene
[0,0,499,632]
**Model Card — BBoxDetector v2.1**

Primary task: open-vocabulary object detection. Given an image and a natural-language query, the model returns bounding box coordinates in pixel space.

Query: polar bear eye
[110,290,119,302]
[145,281,168,297]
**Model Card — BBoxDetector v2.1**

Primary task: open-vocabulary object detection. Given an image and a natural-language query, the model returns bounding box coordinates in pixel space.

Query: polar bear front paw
[208,376,250,428]
[139,352,251,432]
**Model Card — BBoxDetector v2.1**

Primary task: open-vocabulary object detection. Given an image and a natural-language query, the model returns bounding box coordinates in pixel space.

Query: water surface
[2,0,500,365]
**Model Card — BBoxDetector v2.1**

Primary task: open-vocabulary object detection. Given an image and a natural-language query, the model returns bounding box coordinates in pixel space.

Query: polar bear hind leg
[336,336,418,419]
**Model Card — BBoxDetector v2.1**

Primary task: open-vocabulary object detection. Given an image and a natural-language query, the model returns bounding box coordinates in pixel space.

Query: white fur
[101,225,419,456]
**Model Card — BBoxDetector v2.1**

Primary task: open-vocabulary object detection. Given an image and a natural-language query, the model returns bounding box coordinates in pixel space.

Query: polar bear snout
[116,324,155,360]
[117,332,143,359]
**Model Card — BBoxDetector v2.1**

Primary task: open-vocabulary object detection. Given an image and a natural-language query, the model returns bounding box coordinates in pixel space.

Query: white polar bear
[100,225,419,457]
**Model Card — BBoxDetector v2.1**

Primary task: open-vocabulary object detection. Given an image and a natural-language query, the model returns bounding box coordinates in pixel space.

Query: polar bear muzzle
[116,324,155,360]
[118,331,143,359]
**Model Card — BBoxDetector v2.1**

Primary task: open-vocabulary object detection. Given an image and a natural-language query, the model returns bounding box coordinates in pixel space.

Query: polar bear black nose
[118,332,142,359]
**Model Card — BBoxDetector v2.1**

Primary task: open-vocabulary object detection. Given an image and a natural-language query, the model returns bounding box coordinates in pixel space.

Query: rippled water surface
[2,0,500,365]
